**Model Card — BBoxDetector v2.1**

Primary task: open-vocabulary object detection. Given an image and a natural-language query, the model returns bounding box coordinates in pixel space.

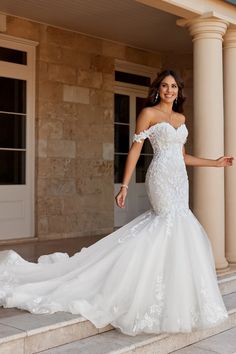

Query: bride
[0,69,233,336]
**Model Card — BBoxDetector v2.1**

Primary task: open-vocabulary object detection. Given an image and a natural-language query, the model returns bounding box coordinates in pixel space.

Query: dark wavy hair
[145,69,186,113]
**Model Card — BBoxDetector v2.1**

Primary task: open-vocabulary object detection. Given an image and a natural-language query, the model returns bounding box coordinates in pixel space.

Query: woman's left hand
[215,156,234,167]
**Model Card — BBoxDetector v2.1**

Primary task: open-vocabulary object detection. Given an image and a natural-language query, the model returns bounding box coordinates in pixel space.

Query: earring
[154,91,159,102]
[175,97,178,104]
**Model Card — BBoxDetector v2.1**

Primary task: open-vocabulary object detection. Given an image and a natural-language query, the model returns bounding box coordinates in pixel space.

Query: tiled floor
[0,235,103,262]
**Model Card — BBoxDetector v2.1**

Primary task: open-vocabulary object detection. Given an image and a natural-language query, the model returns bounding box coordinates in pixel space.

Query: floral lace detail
[118,211,153,244]
[133,130,149,143]
[132,274,227,333]
[121,124,189,244]
[144,123,189,217]
[200,277,228,324]
[189,277,228,328]
[154,275,165,311]
[133,275,165,332]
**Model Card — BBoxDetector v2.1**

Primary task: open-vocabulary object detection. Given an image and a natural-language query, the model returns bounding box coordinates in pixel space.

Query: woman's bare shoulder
[136,107,155,132]
[140,106,162,122]
[141,106,157,117]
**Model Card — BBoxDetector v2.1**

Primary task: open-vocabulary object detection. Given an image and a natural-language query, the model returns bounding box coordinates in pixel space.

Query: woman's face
[158,75,178,104]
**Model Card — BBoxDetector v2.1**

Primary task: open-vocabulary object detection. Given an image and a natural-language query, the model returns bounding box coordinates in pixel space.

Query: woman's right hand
[115,188,128,208]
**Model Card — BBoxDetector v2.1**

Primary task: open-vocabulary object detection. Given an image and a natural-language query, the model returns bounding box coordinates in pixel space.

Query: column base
[216,266,230,274]
[226,254,236,264]
[215,259,229,272]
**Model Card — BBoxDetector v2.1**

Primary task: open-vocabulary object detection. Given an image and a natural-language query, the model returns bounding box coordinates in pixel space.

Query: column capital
[177,14,229,42]
[224,27,236,48]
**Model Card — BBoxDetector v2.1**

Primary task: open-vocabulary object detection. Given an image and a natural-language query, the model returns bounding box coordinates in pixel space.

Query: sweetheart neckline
[147,121,185,132]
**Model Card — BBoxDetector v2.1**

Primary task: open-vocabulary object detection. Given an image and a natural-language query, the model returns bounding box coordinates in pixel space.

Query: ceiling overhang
[0,0,192,53]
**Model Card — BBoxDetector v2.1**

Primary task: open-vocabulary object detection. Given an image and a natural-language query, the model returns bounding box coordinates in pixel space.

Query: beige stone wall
[36,28,115,240]
[4,15,193,240]
[5,17,114,239]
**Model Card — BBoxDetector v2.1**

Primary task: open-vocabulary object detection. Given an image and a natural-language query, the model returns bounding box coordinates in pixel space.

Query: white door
[0,35,37,239]
[114,88,153,227]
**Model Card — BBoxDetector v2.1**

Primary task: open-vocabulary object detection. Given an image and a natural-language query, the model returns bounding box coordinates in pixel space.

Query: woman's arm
[120,143,143,187]
[183,146,234,167]
[115,109,151,208]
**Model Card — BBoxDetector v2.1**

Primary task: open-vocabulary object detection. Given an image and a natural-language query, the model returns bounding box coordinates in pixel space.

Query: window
[0,77,27,184]
[135,97,153,183]
[114,93,130,183]
[0,47,27,65]
[115,71,151,87]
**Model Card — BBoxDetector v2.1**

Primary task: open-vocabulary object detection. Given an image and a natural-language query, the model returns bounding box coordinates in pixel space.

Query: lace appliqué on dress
[132,275,165,332]
[200,277,228,324]
[118,211,153,244]
[133,130,149,143]
[145,124,189,219]
[189,277,228,328]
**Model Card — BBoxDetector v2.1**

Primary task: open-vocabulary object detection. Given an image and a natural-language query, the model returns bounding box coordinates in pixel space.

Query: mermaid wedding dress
[0,122,228,336]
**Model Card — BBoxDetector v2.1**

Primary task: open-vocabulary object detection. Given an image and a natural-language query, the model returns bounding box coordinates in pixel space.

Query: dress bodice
[133,121,188,155]
[133,122,189,217]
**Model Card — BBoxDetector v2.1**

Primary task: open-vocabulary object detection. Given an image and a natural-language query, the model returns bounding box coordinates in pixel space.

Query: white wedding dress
[0,122,228,336]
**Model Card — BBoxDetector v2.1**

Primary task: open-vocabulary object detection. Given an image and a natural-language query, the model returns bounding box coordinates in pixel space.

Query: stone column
[224,28,236,263]
[179,17,228,269]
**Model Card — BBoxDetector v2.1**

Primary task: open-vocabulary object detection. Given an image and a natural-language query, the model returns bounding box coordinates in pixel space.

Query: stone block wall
[4,15,193,240]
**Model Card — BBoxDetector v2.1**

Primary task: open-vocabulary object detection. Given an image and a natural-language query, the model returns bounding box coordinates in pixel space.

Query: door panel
[114,90,153,227]
[0,37,36,239]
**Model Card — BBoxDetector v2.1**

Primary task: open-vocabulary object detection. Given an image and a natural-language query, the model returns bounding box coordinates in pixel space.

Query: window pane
[136,155,153,183]
[136,97,146,116]
[0,150,25,184]
[114,154,127,183]
[142,139,153,154]
[115,71,151,87]
[0,77,26,113]
[136,97,153,155]
[115,94,129,123]
[115,124,129,153]
[0,113,26,149]
[0,47,27,65]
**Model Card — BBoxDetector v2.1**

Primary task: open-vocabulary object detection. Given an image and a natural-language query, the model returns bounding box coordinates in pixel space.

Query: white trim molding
[0,32,38,47]
[115,59,159,81]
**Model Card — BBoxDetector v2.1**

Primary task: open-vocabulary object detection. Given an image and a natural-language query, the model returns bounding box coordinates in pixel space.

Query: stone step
[218,271,236,295]
[0,309,112,354]
[0,273,235,354]
[37,292,236,354]
[171,325,236,353]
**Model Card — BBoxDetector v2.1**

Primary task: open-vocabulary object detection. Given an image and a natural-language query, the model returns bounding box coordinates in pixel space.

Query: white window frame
[0,33,38,239]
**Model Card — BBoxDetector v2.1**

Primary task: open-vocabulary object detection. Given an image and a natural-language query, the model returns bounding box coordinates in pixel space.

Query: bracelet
[121,184,128,190]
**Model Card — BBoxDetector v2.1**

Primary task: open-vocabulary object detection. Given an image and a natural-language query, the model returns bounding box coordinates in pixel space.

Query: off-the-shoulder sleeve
[133,130,149,143]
